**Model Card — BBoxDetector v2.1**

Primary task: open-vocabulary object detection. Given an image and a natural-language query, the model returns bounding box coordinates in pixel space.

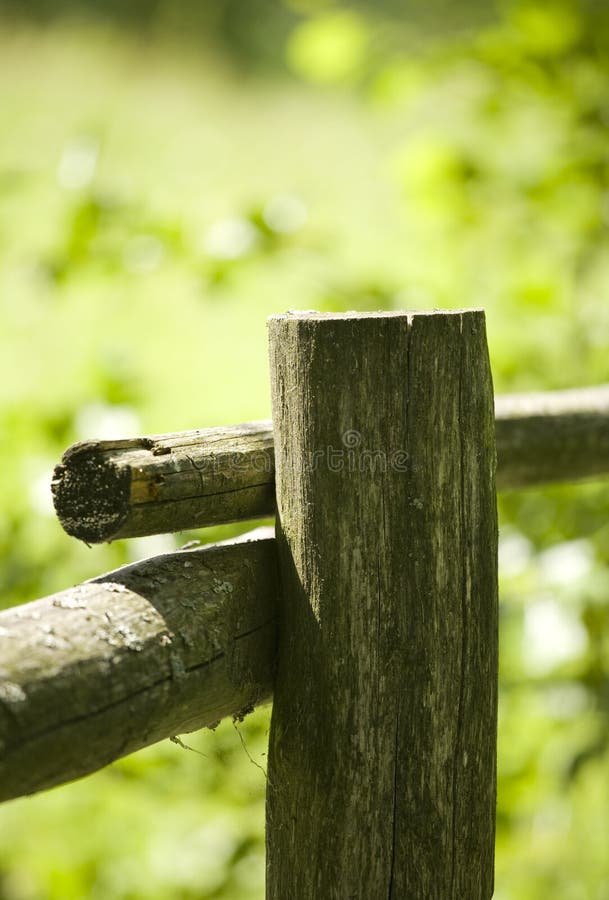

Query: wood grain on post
[51,386,609,544]
[0,535,278,803]
[266,310,498,899]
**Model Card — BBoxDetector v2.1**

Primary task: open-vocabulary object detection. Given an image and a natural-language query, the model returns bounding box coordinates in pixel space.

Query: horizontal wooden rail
[494,385,609,489]
[52,421,275,544]
[0,532,277,802]
[52,385,609,544]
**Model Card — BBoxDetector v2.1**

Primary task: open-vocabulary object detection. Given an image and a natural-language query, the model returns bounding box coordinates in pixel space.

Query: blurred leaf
[508,3,582,58]
[286,11,369,85]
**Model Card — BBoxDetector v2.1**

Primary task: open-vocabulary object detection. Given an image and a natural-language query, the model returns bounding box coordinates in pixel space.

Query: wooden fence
[1,309,609,898]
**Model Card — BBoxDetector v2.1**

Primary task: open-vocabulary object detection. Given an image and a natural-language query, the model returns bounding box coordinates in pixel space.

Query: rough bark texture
[0,536,278,803]
[495,384,609,490]
[51,422,275,543]
[52,386,609,543]
[266,310,498,900]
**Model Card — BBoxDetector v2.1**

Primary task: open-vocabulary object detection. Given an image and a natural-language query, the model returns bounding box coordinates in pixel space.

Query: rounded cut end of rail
[52,449,131,543]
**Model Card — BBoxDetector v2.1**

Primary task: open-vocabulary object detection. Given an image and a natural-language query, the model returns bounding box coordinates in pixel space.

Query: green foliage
[286,11,370,84]
[0,2,608,897]
[0,715,269,900]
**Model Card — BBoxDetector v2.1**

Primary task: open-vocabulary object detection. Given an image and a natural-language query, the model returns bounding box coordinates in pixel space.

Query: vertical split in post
[266,310,498,899]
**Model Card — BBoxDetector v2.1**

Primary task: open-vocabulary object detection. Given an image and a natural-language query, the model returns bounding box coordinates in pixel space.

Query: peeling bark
[52,422,275,543]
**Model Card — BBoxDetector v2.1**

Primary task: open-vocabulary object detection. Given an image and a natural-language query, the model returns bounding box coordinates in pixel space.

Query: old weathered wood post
[266,310,498,898]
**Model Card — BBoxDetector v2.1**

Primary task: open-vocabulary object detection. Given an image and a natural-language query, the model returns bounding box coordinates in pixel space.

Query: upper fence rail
[52,384,609,544]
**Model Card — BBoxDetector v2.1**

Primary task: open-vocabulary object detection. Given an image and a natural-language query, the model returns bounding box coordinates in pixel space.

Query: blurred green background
[1,1,608,897]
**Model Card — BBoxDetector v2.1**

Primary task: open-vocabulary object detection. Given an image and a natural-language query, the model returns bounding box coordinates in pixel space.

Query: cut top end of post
[268,308,485,322]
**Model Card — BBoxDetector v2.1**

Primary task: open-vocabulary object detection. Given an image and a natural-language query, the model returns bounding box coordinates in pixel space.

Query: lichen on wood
[0,535,278,803]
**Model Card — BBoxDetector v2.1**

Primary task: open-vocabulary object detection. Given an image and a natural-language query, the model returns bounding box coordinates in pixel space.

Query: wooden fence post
[266,310,498,899]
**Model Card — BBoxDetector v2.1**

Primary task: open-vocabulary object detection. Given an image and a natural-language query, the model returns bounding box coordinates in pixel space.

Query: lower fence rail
[0,535,277,802]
